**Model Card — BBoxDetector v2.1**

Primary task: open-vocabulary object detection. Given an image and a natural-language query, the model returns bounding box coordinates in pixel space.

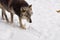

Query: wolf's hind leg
[2,9,4,20]
[2,8,9,22]
[10,13,13,23]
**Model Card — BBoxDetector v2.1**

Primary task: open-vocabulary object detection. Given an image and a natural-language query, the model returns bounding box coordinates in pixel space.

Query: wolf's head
[20,5,33,23]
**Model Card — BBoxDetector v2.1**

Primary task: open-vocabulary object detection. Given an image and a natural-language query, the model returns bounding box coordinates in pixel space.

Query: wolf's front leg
[2,8,9,22]
[19,17,26,29]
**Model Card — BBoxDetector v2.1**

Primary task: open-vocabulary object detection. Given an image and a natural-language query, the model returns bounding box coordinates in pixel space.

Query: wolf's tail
[56,10,60,13]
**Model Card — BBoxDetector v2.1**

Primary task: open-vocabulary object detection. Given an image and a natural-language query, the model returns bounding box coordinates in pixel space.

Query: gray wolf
[0,0,33,29]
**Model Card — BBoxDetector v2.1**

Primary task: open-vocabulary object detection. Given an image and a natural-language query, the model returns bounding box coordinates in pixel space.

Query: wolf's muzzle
[29,19,32,23]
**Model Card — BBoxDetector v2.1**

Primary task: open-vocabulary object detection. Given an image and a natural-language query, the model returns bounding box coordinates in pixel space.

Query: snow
[0,0,60,40]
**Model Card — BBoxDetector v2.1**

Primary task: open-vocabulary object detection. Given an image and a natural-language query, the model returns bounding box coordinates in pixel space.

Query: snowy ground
[0,0,60,40]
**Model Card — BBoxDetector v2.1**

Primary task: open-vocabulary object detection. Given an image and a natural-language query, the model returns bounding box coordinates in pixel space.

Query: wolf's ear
[29,5,32,8]
[21,8,26,12]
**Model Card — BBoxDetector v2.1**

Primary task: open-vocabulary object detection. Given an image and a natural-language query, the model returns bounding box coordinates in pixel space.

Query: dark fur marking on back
[10,0,29,17]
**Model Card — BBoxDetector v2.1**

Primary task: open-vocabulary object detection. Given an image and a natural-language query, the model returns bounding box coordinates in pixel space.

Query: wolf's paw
[20,25,26,30]
[9,21,13,24]
[1,17,5,20]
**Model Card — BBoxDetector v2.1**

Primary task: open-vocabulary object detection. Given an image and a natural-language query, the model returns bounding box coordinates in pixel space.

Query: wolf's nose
[29,19,32,23]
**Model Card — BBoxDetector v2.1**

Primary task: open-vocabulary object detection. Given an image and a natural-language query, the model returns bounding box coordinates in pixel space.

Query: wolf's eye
[22,9,26,12]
